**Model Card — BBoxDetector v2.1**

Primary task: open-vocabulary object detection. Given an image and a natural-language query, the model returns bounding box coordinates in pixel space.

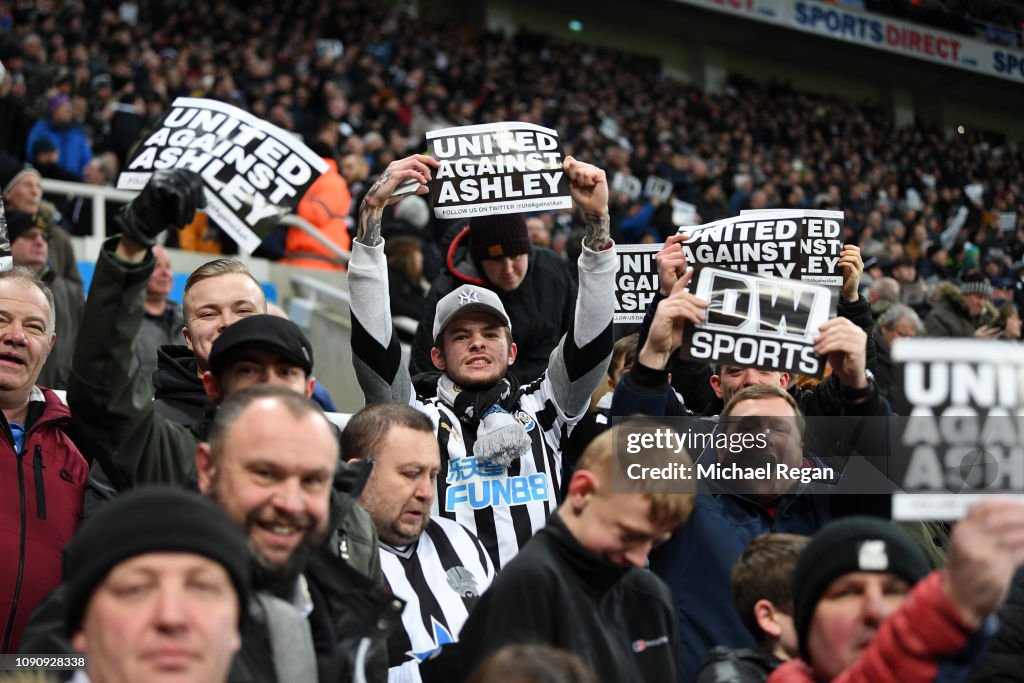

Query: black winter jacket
[456,513,678,683]
[696,646,782,683]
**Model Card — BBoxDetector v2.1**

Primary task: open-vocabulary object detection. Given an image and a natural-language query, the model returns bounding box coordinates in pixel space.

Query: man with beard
[608,272,841,683]
[342,402,494,681]
[349,153,616,571]
[24,386,398,683]
[66,169,378,583]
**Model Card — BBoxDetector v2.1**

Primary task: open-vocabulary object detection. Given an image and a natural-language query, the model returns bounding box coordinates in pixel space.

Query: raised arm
[348,155,439,404]
[68,170,206,489]
[543,156,617,418]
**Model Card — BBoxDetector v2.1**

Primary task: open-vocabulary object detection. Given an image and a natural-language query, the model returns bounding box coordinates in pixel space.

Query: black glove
[115,169,206,247]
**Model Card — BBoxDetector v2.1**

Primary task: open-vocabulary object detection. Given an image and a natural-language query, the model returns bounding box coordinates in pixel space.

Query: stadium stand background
[1,0,1022,410]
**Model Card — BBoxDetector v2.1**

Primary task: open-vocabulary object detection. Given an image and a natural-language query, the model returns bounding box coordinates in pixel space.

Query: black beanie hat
[5,210,47,242]
[469,213,531,263]
[792,516,930,659]
[63,486,251,635]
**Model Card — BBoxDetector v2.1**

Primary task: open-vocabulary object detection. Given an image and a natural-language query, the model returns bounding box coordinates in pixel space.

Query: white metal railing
[39,177,351,265]
[289,271,418,336]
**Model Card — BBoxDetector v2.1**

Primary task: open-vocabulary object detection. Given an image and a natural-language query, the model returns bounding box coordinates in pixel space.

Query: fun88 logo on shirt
[445,457,549,511]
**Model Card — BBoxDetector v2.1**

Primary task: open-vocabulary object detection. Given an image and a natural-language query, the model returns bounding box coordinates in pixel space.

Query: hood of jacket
[152,343,206,406]
[445,225,535,287]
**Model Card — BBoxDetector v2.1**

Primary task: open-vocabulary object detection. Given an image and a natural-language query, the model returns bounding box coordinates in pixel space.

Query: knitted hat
[960,272,993,298]
[792,516,929,659]
[0,156,40,196]
[47,93,71,117]
[208,314,314,376]
[469,213,531,262]
[64,486,251,635]
[30,135,56,159]
[5,210,47,242]
[394,195,430,230]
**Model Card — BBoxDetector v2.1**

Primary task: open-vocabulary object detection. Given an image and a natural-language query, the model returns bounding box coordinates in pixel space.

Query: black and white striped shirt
[381,517,495,679]
[350,239,617,570]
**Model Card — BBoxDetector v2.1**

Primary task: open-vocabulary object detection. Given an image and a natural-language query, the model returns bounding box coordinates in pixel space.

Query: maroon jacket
[0,387,88,652]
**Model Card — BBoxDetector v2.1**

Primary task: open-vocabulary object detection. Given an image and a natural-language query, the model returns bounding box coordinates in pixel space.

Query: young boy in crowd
[696,533,809,683]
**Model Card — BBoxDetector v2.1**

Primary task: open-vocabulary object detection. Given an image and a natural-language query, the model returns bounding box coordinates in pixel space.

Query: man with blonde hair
[455,428,694,682]
[65,170,380,581]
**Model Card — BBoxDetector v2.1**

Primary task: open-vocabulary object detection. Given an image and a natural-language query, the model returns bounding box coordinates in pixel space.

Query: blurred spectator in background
[866,276,900,320]
[133,245,183,389]
[25,94,91,177]
[6,210,84,391]
[890,257,930,317]
[997,302,1022,341]
[874,303,923,401]
[0,60,31,161]
[0,156,80,288]
[67,153,118,237]
[918,243,955,284]
[526,214,552,248]
[29,134,77,222]
[924,274,999,338]
[341,153,371,233]
[281,140,351,271]
[29,135,77,183]
[384,235,429,325]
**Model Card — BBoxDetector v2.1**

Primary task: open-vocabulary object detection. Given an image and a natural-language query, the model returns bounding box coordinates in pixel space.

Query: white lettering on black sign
[426,122,572,219]
[615,247,659,323]
[892,340,1024,513]
[117,97,327,254]
[682,267,835,377]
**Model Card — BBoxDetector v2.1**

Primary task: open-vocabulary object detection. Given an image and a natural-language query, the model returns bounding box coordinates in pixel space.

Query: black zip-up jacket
[456,513,679,683]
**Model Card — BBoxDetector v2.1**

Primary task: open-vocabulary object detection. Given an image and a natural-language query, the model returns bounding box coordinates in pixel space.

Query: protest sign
[0,197,11,273]
[118,97,327,254]
[891,339,1024,520]
[615,245,659,323]
[672,199,697,227]
[425,122,572,219]
[703,209,845,284]
[611,172,642,202]
[612,209,844,324]
[680,266,835,377]
[643,175,673,202]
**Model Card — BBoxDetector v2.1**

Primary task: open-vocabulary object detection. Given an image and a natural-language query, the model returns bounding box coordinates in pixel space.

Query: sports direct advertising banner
[673,0,1024,84]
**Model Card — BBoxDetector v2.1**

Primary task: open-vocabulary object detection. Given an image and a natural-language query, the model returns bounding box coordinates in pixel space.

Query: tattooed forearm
[355,170,392,245]
[356,209,382,246]
[582,211,611,251]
